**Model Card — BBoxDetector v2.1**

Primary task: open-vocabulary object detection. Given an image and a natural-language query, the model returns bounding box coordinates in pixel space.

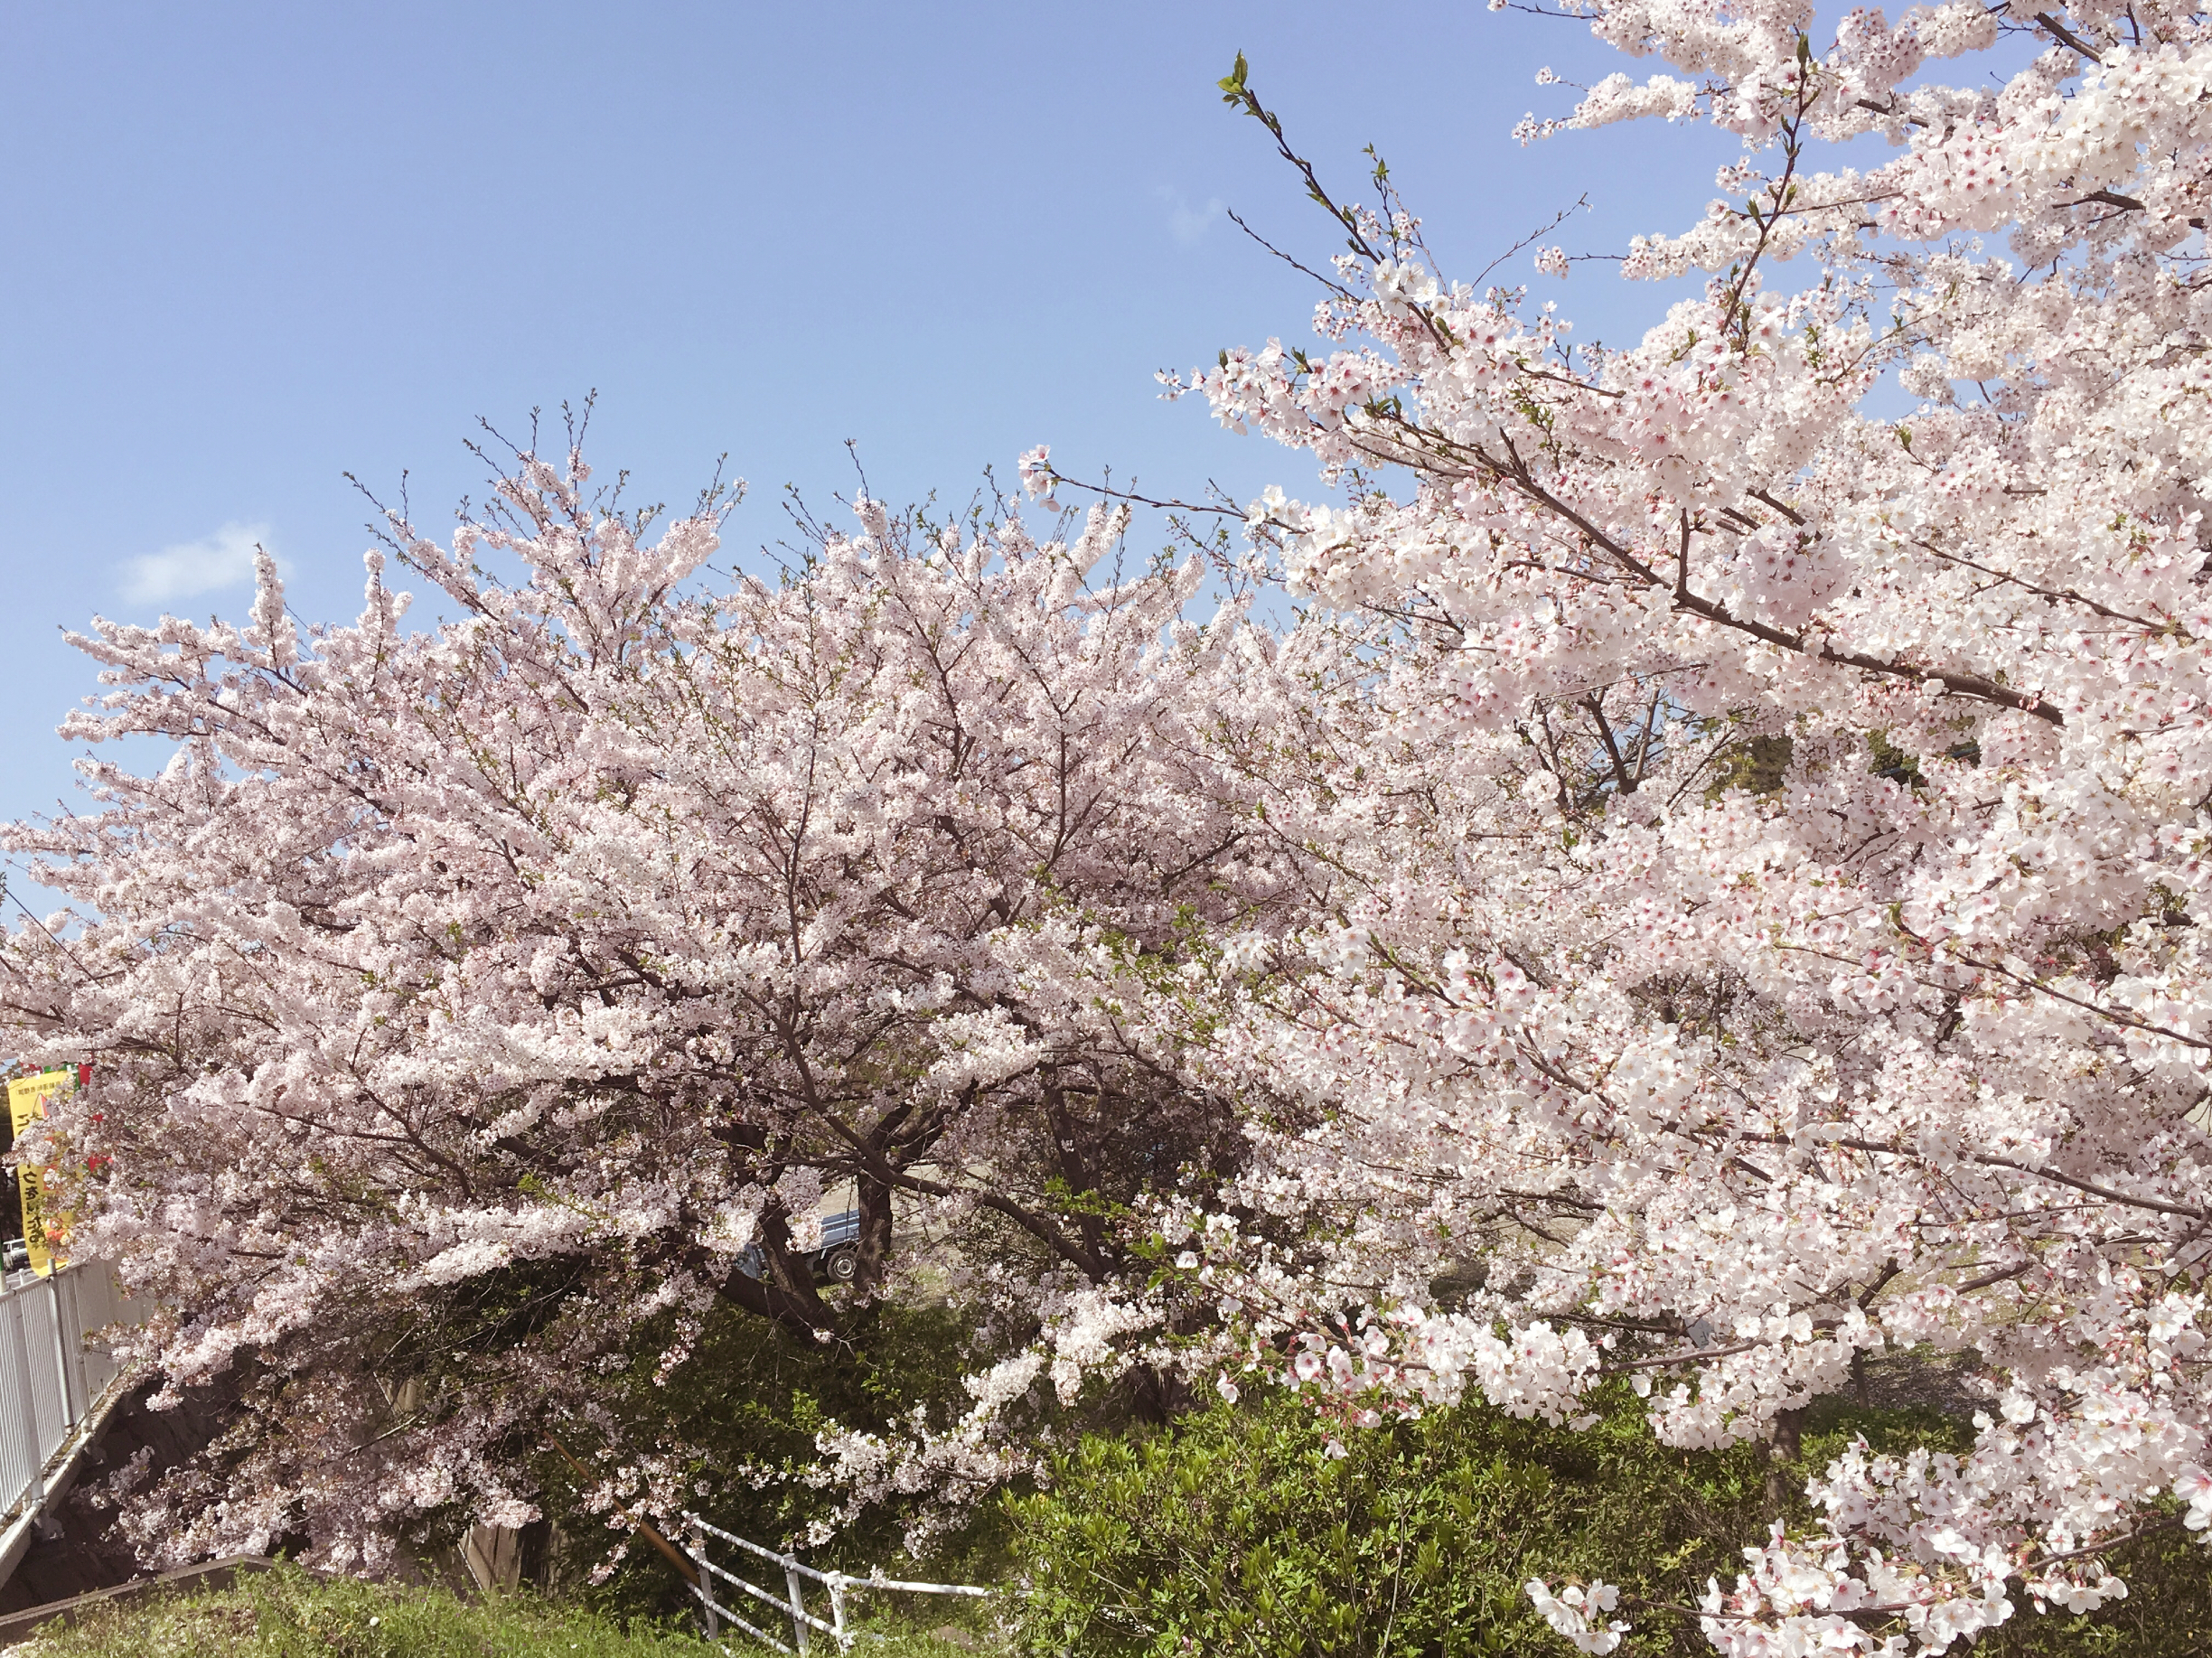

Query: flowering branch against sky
[0,0,1727,847]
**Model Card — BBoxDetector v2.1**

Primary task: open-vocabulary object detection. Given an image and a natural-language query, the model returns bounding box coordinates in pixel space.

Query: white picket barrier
[680,1512,991,1653]
[0,1261,141,1526]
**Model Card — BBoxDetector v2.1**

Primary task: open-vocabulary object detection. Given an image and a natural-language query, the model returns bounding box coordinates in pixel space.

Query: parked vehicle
[735,1209,861,1286]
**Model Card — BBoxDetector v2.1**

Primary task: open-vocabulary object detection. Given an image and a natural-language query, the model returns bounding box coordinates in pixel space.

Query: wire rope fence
[680,1511,993,1654]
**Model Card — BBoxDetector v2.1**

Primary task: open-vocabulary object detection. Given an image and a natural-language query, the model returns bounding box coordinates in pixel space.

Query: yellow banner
[7,1070,74,1277]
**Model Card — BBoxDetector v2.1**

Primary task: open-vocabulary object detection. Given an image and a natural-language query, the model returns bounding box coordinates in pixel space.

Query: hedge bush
[1003,1389,2212,1658]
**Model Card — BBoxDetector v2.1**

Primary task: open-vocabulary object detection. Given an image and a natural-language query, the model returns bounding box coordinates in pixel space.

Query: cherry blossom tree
[0,435,1303,1569]
[1013,4,2212,1651]
[13,0,2212,1642]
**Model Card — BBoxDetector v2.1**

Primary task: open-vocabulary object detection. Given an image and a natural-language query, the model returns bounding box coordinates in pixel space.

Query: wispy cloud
[118,521,278,606]
[1158,186,1223,247]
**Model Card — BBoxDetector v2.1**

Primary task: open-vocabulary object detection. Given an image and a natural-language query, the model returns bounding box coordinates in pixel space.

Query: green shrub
[539,1298,1019,1623]
[1006,1389,1771,1657]
[1003,1389,2212,1658]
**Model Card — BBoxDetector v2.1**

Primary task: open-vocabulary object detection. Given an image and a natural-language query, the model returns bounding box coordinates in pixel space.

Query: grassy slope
[11,1564,997,1658]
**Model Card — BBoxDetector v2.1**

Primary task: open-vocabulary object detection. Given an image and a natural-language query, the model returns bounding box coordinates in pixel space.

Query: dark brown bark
[1766,1405,1806,1511]
[852,1170,897,1299]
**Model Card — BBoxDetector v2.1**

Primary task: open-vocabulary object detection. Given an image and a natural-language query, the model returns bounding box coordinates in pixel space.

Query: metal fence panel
[681,1513,994,1653]
[0,1262,143,1523]
[52,1270,83,1425]
[0,1299,37,1515]
[69,1263,126,1405]
[18,1281,63,1466]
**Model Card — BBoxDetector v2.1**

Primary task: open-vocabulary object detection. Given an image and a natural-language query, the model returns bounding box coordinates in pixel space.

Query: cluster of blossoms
[9,0,2212,1646]
[0,446,1317,1568]
[1100,0,2212,1649]
[1529,1576,1628,1653]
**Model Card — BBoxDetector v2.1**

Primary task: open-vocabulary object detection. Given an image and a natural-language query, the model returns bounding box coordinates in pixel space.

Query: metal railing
[680,1512,991,1654]
[0,1261,139,1522]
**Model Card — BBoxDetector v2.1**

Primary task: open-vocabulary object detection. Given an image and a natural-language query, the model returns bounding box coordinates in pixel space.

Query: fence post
[689,1521,717,1639]
[783,1553,811,1654]
[50,1268,80,1427]
[42,1271,69,1433]
[828,1570,849,1653]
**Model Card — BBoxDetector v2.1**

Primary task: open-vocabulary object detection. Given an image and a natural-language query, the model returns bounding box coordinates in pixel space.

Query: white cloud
[118,521,279,606]
[1158,186,1223,247]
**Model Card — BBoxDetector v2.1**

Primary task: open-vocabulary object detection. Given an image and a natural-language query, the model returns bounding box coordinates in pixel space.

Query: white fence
[0,1262,138,1524]
[681,1512,991,1654]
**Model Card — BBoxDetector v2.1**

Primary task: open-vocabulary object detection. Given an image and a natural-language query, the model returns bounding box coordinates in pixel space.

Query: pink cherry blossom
[0,440,1301,1569]
[1127,3,2212,1649]
[14,3,2212,1645]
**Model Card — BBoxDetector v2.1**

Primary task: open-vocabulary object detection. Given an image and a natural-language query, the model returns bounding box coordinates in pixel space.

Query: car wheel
[822,1245,859,1284]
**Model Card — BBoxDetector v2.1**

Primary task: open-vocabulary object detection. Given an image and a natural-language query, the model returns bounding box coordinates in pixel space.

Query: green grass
[16,1560,1003,1658]
[703,1593,1007,1658]
[22,1562,724,1658]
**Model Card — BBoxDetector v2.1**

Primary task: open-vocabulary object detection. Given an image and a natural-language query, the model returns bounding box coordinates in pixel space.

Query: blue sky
[1,0,1742,896]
